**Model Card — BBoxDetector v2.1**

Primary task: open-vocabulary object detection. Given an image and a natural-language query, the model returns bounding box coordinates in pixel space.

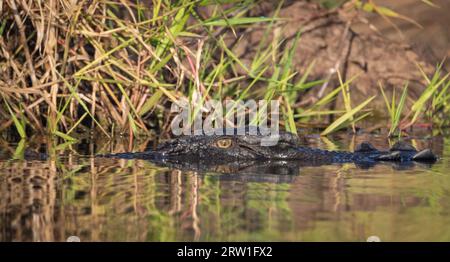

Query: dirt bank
[224,1,445,115]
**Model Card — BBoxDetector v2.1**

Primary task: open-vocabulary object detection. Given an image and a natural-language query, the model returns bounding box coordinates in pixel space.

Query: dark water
[0,134,449,242]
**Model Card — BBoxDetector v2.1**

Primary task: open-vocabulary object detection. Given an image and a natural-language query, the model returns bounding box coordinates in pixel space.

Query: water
[0,135,449,242]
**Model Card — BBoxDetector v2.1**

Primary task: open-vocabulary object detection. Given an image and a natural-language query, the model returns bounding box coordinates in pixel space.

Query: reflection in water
[0,135,449,241]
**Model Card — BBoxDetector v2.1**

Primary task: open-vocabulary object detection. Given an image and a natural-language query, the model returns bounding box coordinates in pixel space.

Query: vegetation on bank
[0,0,448,142]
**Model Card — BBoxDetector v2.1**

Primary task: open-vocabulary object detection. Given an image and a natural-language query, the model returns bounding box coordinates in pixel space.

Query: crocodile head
[154,127,303,161]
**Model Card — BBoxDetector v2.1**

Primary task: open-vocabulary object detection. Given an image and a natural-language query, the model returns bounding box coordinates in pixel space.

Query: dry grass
[0,0,447,141]
[0,0,217,139]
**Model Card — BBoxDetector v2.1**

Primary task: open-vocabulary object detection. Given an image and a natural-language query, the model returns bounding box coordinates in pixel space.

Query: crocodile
[100,127,438,173]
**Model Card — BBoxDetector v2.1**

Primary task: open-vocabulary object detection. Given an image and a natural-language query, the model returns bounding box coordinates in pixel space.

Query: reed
[0,0,446,141]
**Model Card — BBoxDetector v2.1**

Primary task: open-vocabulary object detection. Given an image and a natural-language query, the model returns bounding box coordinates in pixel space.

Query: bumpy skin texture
[153,128,304,161]
[103,127,437,170]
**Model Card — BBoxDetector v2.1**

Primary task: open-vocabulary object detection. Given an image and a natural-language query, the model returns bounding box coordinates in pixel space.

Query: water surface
[0,135,449,241]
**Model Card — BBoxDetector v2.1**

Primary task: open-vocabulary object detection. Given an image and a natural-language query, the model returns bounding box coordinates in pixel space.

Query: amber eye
[215,139,233,149]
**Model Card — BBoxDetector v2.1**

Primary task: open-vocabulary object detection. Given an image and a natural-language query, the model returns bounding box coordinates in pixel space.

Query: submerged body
[101,127,438,169]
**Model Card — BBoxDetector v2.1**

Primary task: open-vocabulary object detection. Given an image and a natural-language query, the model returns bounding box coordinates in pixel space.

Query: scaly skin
[100,127,437,167]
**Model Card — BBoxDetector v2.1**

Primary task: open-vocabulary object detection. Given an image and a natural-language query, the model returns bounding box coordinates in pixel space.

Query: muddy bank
[220,1,444,115]
[357,0,450,69]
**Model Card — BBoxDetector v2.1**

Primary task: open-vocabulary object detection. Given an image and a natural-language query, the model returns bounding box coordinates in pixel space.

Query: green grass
[410,61,450,127]
[0,0,447,140]
[379,81,409,137]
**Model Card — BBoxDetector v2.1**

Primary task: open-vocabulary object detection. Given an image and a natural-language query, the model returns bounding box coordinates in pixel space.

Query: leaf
[56,71,110,137]
[12,139,26,159]
[321,96,376,136]
[2,95,26,138]
[410,72,449,124]
[201,17,279,27]
[375,6,400,17]
[295,110,347,118]
[362,3,375,12]
[53,131,78,141]
[393,84,408,129]
[421,0,439,8]
[139,90,164,116]
[74,38,134,77]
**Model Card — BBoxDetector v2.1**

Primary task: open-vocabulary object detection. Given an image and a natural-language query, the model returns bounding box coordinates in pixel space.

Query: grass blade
[321,96,376,136]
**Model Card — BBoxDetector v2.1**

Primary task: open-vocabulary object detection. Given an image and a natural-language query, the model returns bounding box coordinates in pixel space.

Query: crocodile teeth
[377,151,401,161]
[412,149,437,161]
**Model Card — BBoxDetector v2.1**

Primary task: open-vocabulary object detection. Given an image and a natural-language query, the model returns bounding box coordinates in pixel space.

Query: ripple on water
[0,135,448,241]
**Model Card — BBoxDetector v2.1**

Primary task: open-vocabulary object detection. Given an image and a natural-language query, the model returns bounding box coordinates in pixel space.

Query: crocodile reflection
[144,157,432,184]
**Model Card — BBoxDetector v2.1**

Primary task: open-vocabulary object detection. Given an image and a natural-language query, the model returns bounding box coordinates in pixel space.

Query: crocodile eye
[215,138,233,149]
